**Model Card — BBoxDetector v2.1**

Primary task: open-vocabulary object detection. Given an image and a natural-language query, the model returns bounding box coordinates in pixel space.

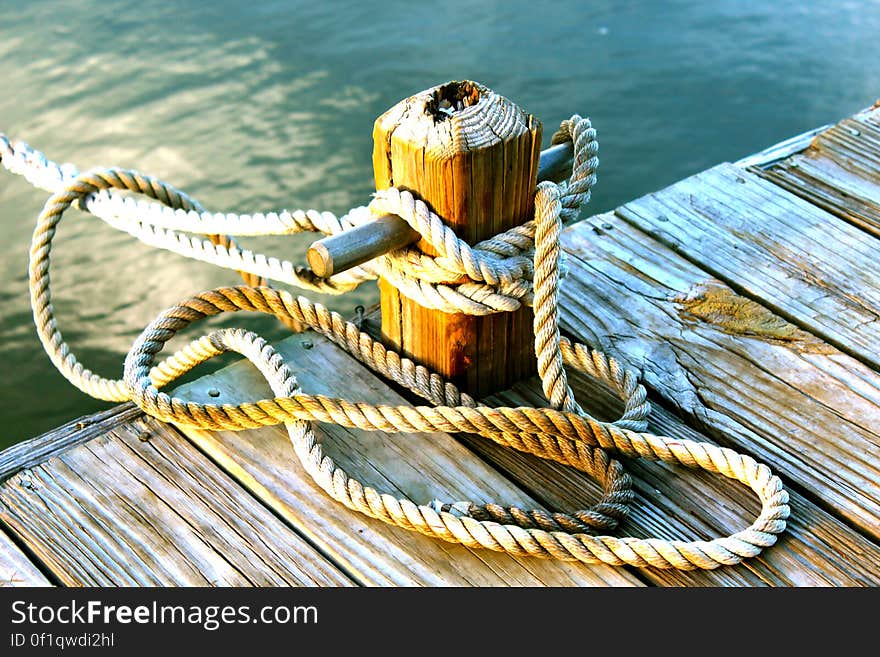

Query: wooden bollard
[373,80,542,397]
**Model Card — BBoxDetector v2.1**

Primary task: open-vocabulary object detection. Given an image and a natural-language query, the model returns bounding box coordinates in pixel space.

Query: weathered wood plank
[615,162,880,372]
[358,301,879,586]
[556,212,880,546]
[0,526,51,587]
[0,404,142,481]
[472,373,880,586]
[736,124,831,169]
[753,107,880,237]
[0,416,353,586]
[173,334,643,587]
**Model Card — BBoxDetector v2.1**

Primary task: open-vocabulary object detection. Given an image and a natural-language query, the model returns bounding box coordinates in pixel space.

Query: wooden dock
[2,103,879,587]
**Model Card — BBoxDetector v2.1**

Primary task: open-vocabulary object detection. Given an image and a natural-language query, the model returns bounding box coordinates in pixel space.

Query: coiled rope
[0,117,789,569]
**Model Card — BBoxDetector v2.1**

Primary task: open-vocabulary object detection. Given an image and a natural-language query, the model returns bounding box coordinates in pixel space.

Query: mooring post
[372,80,542,396]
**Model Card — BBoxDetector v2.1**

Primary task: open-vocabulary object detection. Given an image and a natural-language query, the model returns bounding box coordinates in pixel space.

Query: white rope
[0,123,592,315]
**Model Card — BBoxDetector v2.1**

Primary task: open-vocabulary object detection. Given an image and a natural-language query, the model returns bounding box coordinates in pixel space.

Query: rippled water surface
[1,0,878,446]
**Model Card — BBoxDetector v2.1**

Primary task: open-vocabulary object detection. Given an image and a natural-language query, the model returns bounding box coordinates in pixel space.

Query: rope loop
[0,116,790,570]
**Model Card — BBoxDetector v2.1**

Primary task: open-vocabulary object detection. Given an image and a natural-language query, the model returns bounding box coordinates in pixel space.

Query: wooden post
[372,80,542,397]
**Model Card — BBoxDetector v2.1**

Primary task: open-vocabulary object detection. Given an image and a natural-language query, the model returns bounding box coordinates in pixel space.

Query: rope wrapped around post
[1,113,790,569]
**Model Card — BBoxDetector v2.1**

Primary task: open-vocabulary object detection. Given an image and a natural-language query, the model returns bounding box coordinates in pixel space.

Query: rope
[1,121,597,315]
[0,117,789,570]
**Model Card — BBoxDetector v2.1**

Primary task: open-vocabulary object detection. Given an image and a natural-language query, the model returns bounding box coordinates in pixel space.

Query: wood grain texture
[736,125,831,169]
[0,417,352,586]
[557,211,880,544]
[0,404,142,481]
[173,333,643,587]
[472,373,880,586]
[753,107,880,237]
[615,162,880,372]
[353,310,880,586]
[0,526,51,586]
[373,80,541,396]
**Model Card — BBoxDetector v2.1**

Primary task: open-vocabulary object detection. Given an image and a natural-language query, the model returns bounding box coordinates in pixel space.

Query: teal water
[0,0,878,446]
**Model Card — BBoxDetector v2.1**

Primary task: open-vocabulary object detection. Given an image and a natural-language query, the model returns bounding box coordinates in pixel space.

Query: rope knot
[350,116,596,316]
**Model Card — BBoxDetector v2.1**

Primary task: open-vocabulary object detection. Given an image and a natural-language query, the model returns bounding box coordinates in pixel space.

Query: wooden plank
[615,162,880,372]
[470,373,880,586]
[0,526,51,587]
[736,124,831,169]
[0,404,142,481]
[0,416,353,586]
[354,313,879,586]
[173,334,643,587]
[555,211,880,548]
[753,107,880,236]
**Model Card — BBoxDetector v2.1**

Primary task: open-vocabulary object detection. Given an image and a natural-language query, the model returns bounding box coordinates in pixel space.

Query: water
[0,0,877,447]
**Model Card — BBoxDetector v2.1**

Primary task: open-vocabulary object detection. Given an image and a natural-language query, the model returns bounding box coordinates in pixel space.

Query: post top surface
[374,80,540,158]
